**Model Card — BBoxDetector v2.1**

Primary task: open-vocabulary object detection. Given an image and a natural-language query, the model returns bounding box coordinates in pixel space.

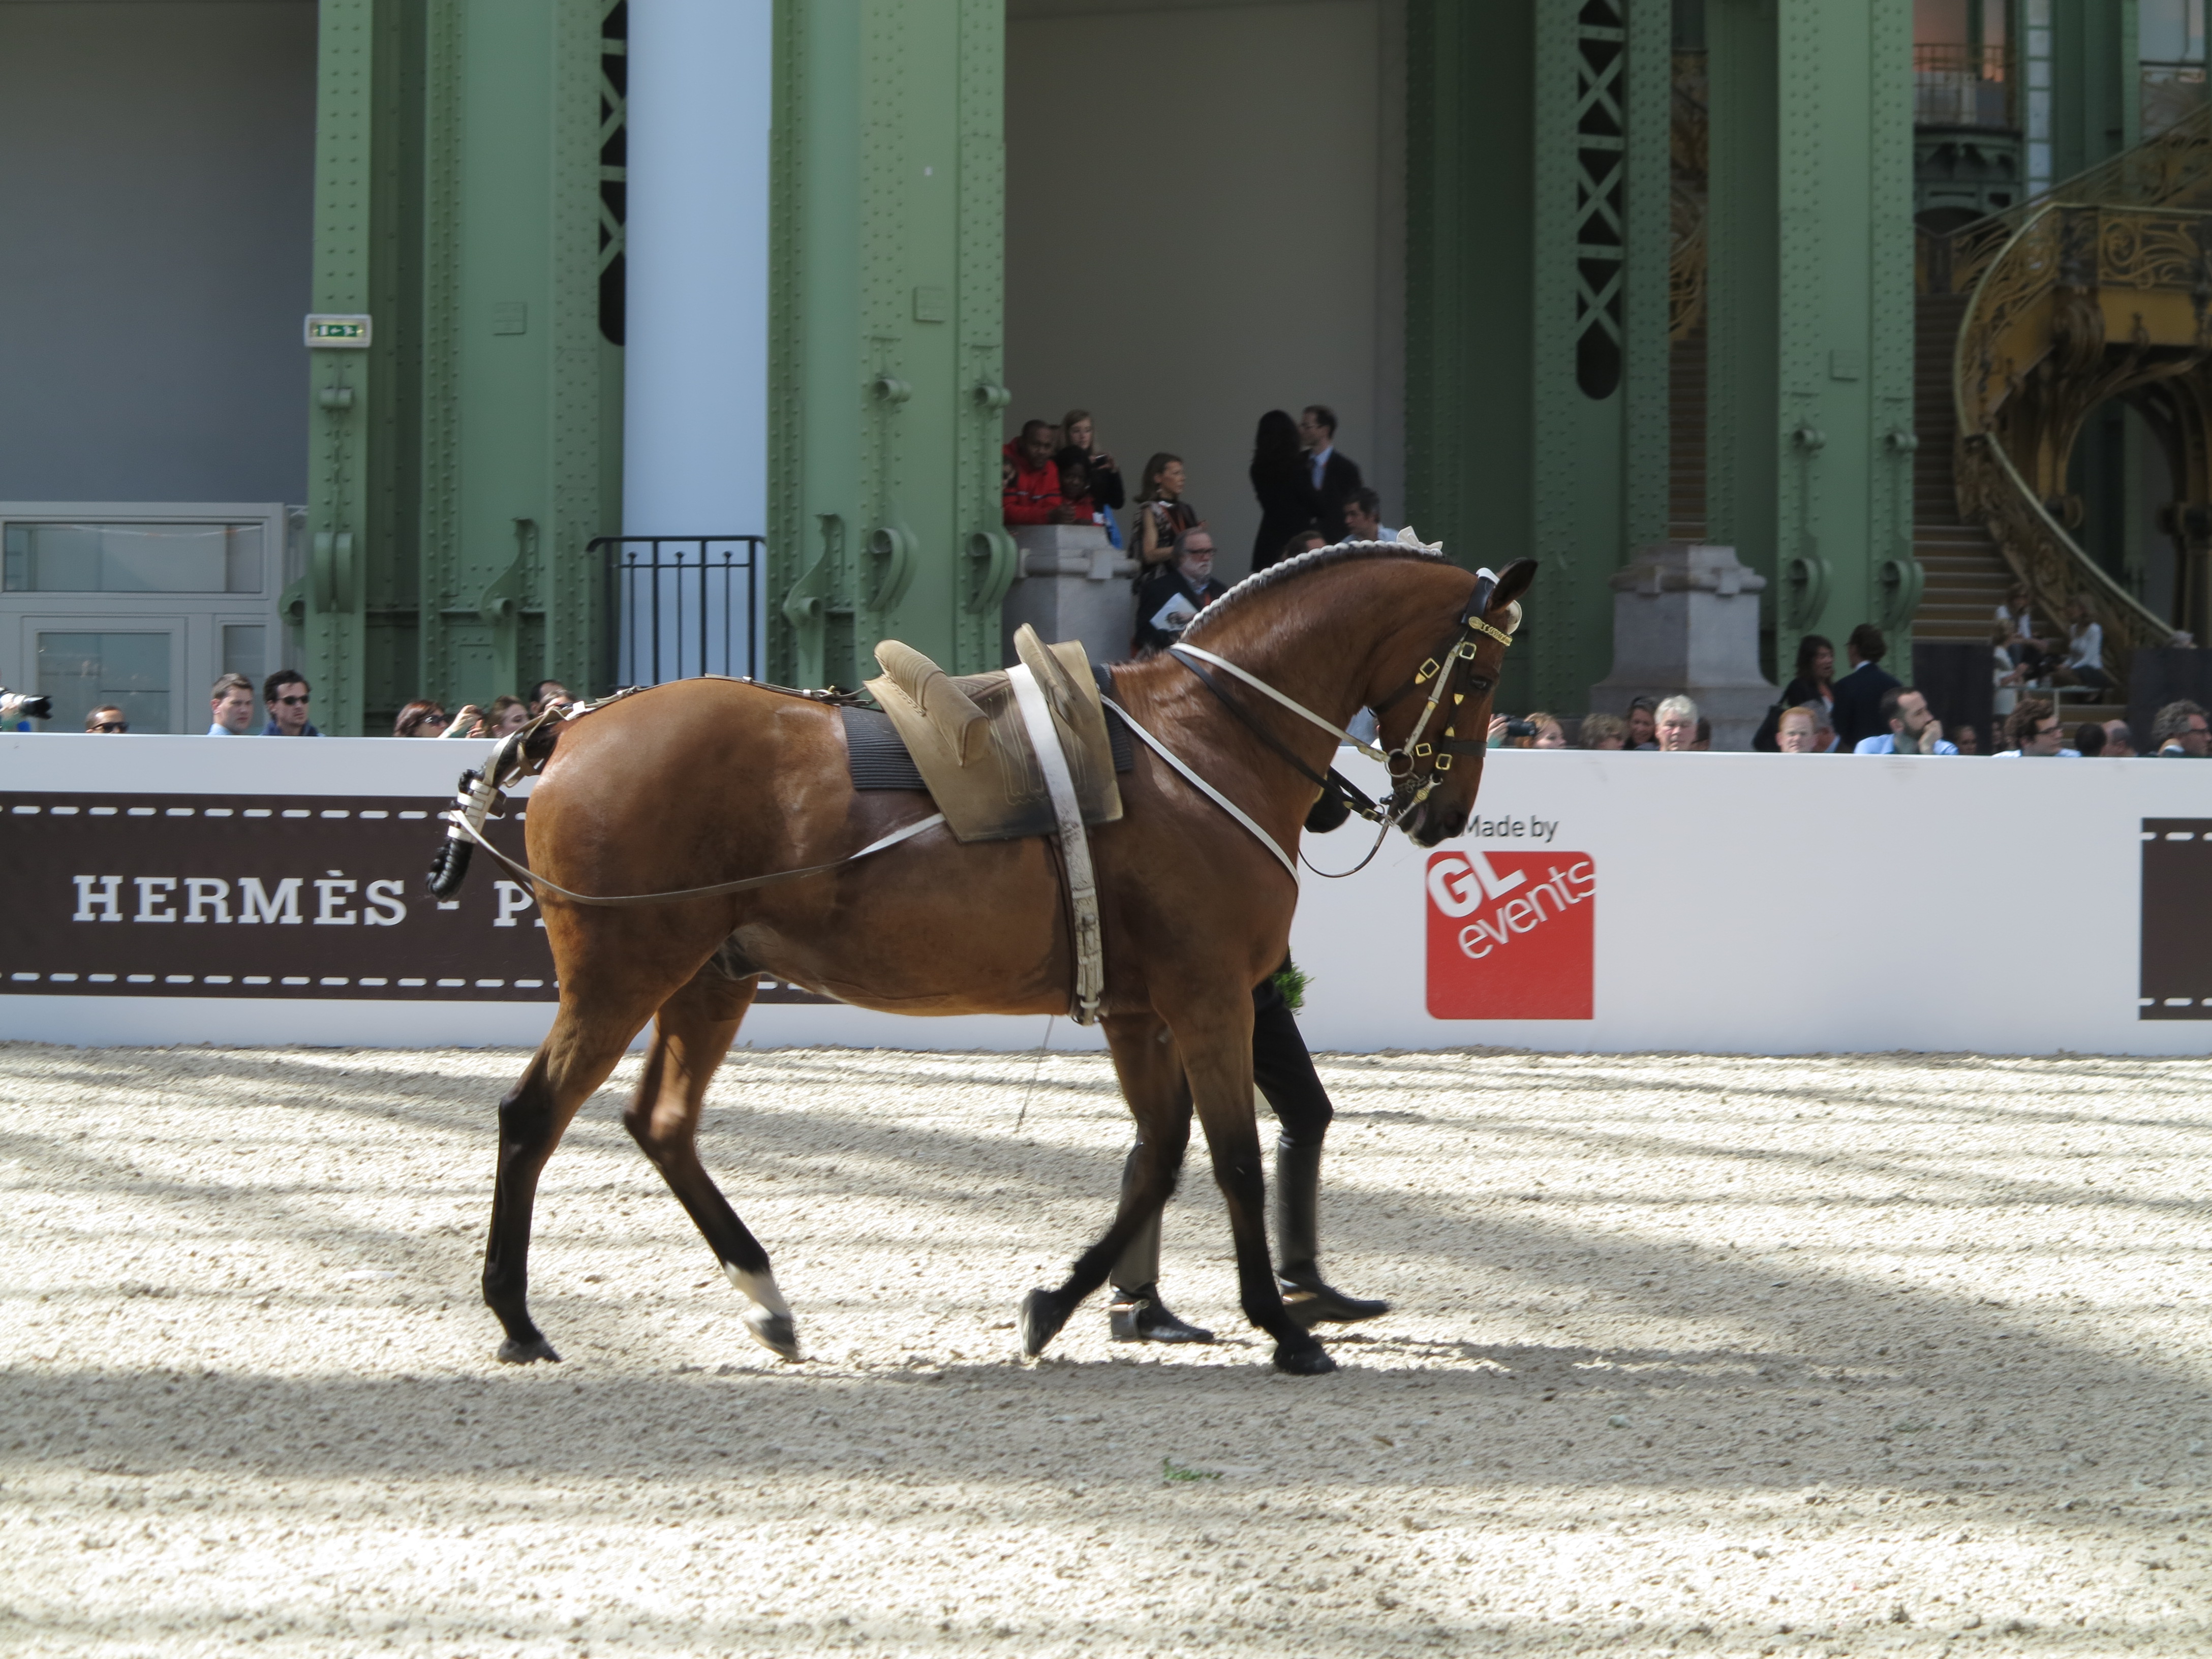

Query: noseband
[1363,569,1515,816]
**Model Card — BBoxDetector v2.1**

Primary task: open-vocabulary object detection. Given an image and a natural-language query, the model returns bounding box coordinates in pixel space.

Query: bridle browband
[1166,565,1516,873]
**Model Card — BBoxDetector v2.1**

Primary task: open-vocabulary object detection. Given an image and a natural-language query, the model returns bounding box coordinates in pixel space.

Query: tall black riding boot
[1108,1145,1214,1343]
[1274,1136,1389,1328]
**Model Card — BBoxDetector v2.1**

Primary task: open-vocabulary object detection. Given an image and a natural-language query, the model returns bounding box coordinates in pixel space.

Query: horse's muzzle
[1402,798,1468,848]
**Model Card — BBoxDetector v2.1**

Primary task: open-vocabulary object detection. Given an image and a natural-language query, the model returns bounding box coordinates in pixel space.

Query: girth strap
[1006,663,1105,1025]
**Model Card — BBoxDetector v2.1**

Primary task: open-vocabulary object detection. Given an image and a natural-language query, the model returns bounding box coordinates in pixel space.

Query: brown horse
[449,545,1534,1376]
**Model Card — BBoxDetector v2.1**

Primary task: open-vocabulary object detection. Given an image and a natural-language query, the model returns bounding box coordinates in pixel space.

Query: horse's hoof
[1020,1287,1068,1357]
[1272,1338,1337,1376]
[744,1306,801,1362]
[497,1334,561,1365]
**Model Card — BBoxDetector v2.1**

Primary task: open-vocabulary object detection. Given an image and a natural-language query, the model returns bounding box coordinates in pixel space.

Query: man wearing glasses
[261,669,322,736]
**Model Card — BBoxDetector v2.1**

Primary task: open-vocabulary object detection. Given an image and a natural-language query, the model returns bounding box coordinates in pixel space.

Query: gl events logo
[1425,849,1596,1020]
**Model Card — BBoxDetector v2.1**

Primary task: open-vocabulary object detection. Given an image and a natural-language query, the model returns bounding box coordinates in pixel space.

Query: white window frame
[0,502,289,734]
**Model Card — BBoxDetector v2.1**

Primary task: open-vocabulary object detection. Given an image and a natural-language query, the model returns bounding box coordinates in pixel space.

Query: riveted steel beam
[769,0,1009,690]
[1407,0,1671,713]
[1707,0,1914,680]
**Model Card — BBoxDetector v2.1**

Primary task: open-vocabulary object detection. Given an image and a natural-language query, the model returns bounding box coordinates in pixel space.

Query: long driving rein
[427,561,1514,907]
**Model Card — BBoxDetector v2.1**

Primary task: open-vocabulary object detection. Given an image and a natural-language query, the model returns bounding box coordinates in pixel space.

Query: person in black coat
[1827,623,1901,751]
[1248,408,1318,571]
[1298,404,1364,542]
[1132,529,1227,655]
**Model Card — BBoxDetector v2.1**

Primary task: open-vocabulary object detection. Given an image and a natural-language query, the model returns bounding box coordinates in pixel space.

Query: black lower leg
[482,1057,562,1363]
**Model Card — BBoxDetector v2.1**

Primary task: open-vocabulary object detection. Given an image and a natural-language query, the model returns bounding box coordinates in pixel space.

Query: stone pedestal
[1589,542,1778,750]
[998,524,1140,667]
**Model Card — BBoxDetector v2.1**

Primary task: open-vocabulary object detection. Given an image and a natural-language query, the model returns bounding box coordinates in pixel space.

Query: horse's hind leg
[623,961,798,1360]
[484,981,672,1364]
[1019,1009,1192,1358]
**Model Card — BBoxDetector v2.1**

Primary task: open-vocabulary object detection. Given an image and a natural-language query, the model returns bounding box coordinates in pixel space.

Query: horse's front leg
[1175,994,1334,1376]
[1019,1009,1191,1358]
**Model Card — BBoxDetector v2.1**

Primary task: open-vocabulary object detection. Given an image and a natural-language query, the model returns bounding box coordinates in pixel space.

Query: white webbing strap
[1100,696,1298,881]
[1169,642,1387,766]
[1007,663,1105,1025]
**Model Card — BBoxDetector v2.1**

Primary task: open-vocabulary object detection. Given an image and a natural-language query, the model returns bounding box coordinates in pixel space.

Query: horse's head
[1374,557,1536,848]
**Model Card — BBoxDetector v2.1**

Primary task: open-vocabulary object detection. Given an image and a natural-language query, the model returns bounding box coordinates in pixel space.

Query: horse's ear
[1489,559,1537,611]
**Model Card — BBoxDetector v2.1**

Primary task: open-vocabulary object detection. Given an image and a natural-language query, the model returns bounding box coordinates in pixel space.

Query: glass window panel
[222,624,266,687]
[0,523,263,593]
[37,630,172,734]
[1980,0,2006,49]
[2027,0,2051,26]
[2144,0,2189,62]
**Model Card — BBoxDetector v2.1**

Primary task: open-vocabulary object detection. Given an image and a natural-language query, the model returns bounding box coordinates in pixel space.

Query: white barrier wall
[3,736,2207,1055]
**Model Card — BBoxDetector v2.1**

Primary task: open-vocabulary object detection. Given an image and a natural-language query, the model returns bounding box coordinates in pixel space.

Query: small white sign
[304,314,373,348]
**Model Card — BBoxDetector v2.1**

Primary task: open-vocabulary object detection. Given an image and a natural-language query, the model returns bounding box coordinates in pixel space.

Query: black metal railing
[1914,42,2013,130]
[592,534,763,689]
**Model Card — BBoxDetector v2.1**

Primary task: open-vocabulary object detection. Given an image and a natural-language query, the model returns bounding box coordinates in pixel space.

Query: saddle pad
[842,662,1133,803]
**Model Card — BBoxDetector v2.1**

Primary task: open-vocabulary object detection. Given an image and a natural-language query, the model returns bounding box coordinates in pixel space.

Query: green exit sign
[304,314,373,348]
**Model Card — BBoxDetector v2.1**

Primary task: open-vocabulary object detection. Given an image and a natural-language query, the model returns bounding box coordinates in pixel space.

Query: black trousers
[1132,974,1332,1164]
[1251,976,1333,1147]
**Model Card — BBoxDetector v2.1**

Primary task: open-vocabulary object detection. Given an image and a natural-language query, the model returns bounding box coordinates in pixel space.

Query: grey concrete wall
[0,1,317,505]
[1005,0,1405,582]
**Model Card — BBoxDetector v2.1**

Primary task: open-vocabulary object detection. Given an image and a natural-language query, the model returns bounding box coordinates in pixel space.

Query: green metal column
[303,0,393,733]
[769,0,1012,691]
[1706,0,1915,680]
[418,0,623,718]
[1407,0,1671,714]
[305,0,620,734]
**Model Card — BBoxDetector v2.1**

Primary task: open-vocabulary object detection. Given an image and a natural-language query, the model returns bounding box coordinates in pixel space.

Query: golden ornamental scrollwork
[1954,195,2198,692]
[1669,184,1706,342]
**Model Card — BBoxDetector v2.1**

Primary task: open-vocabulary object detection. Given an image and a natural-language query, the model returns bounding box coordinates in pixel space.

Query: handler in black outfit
[1107,961,1387,1342]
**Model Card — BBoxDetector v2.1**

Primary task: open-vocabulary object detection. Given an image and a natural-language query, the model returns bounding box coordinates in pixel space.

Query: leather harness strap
[1006,662,1106,1025]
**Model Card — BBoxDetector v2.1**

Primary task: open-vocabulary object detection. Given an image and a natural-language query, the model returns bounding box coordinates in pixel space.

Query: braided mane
[1181,539,1456,642]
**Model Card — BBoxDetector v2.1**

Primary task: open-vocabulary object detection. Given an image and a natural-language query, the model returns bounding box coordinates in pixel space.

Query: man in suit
[1828,623,1901,751]
[1298,405,1363,542]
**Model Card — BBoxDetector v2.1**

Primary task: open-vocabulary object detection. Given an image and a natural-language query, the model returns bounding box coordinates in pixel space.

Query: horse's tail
[424,712,569,899]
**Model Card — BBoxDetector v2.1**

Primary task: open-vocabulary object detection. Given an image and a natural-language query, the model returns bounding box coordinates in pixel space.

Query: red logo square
[1425,849,1595,1020]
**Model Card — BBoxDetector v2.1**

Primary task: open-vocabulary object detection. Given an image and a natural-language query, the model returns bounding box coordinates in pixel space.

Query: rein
[444,806,947,907]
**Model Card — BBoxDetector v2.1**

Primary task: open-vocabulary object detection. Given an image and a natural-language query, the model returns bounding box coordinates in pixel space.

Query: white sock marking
[723,1264,791,1319]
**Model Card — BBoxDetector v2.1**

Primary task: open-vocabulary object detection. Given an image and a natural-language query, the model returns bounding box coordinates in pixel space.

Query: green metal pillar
[1407,0,1670,714]
[1706,0,1915,681]
[418,0,623,720]
[304,0,401,733]
[769,0,1013,691]
[304,0,621,735]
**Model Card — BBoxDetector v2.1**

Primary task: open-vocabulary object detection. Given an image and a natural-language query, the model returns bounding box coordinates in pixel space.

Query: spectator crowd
[66,673,577,740]
[1003,402,1388,658]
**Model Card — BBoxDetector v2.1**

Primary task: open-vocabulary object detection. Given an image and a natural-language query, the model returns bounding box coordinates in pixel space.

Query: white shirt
[1309,444,1334,489]
[206,722,234,736]
[1992,747,2082,757]
[2065,621,2103,671]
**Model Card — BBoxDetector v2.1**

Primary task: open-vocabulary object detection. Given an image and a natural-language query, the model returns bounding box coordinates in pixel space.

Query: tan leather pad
[863,630,1123,843]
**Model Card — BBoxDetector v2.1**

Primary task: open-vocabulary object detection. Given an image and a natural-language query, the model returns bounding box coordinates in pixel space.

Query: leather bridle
[1166,565,1517,870]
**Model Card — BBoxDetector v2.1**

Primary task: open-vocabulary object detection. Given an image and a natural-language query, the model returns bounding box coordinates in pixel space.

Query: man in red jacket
[1003,419,1081,526]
